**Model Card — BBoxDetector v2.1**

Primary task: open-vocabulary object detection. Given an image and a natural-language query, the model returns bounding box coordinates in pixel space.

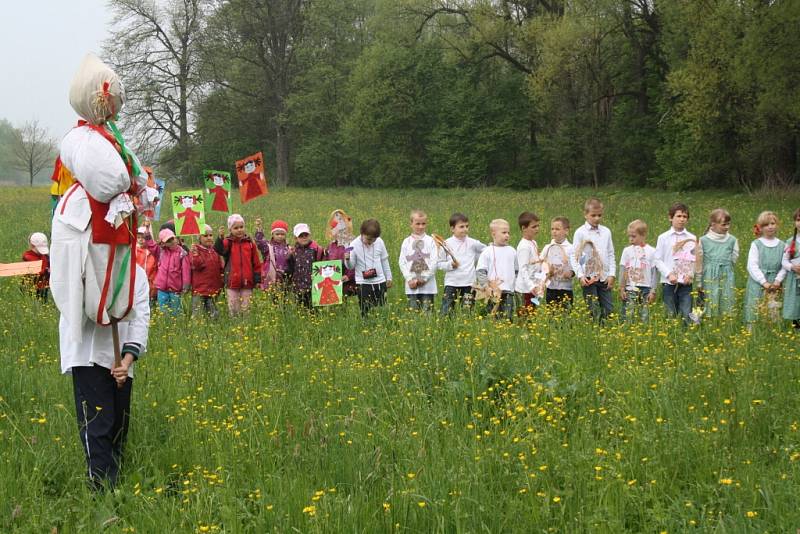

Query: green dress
[783,237,800,320]
[744,239,784,323]
[700,234,738,316]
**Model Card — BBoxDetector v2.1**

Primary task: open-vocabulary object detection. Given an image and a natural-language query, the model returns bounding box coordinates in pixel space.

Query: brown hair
[449,212,469,227]
[705,208,731,235]
[360,219,381,238]
[669,202,689,218]
[551,216,570,229]
[789,208,800,258]
[518,211,540,230]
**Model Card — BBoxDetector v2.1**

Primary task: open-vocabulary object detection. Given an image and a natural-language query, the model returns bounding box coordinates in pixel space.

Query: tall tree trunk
[275,123,290,187]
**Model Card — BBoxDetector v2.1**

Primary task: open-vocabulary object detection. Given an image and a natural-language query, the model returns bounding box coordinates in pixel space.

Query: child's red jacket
[214,235,263,290]
[190,244,224,296]
[135,247,158,299]
[21,250,49,289]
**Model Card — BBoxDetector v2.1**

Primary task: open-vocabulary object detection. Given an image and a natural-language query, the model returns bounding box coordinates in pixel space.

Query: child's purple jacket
[255,230,292,278]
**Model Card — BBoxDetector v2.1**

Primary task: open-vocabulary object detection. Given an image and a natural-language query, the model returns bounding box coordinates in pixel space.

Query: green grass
[2,186,800,532]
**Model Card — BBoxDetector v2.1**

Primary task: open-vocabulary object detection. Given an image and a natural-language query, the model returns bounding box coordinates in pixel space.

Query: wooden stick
[111,321,124,389]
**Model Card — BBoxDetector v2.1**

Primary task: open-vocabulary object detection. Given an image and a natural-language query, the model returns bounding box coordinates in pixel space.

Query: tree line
[104,0,800,190]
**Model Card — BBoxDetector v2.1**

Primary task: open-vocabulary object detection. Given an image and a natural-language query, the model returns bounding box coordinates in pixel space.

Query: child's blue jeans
[407,294,434,311]
[157,290,182,316]
[440,285,474,315]
[582,281,613,322]
[621,286,652,322]
[662,283,692,323]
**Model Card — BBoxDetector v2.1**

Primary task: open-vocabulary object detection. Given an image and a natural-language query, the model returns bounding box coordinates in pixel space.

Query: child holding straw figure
[399,210,438,311]
[435,212,485,315]
[619,220,657,322]
[476,219,518,321]
[570,197,616,322]
[541,216,574,308]
[654,202,696,323]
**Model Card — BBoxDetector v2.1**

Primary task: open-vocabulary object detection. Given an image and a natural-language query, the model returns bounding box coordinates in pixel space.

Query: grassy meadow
[3,186,800,532]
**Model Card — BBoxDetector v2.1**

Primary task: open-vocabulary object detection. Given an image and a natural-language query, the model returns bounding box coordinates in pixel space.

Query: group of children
[20,198,800,326]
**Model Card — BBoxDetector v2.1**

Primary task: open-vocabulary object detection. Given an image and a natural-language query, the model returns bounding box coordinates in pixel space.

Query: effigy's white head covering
[69,53,125,125]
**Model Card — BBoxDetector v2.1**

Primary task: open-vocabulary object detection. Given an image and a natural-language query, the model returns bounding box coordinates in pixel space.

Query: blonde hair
[584,197,603,213]
[410,209,427,222]
[490,219,510,233]
[756,211,778,231]
[627,219,648,237]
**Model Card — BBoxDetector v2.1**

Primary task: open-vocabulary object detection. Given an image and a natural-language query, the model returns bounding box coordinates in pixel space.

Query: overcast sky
[0,0,111,140]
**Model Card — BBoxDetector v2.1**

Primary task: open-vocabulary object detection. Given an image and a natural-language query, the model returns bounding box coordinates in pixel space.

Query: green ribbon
[108,245,132,313]
[107,120,142,178]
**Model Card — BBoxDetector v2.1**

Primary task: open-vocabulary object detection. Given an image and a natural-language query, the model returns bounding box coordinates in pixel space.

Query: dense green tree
[136,0,800,189]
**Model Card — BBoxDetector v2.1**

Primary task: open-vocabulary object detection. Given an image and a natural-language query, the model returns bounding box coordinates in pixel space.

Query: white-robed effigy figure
[50,53,157,487]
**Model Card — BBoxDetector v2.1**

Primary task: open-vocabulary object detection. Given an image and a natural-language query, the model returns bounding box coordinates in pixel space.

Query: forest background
[1,0,798,191]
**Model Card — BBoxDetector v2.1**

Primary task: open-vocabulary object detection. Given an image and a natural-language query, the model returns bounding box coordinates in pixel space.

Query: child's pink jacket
[146,239,191,292]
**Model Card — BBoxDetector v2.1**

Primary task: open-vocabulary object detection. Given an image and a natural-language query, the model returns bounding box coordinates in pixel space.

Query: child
[190,225,224,318]
[619,220,657,322]
[654,202,696,322]
[255,218,293,290]
[215,214,262,315]
[288,223,323,307]
[345,219,394,316]
[570,198,616,322]
[135,224,158,305]
[744,211,786,324]
[324,209,357,297]
[21,232,50,302]
[514,211,541,311]
[146,228,191,316]
[399,209,438,310]
[698,209,739,317]
[541,217,574,307]
[476,219,518,321]
[437,212,486,315]
[782,208,800,328]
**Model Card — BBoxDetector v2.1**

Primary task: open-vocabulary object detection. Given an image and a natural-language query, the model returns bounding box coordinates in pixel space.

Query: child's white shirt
[514,238,539,294]
[570,223,616,281]
[541,239,574,291]
[398,233,438,294]
[436,235,486,287]
[346,236,392,284]
[781,236,800,273]
[654,227,697,284]
[619,244,658,289]
[477,244,518,293]
[747,236,787,285]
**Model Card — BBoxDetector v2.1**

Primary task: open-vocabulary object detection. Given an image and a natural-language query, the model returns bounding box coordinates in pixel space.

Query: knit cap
[271,220,288,234]
[228,213,245,230]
